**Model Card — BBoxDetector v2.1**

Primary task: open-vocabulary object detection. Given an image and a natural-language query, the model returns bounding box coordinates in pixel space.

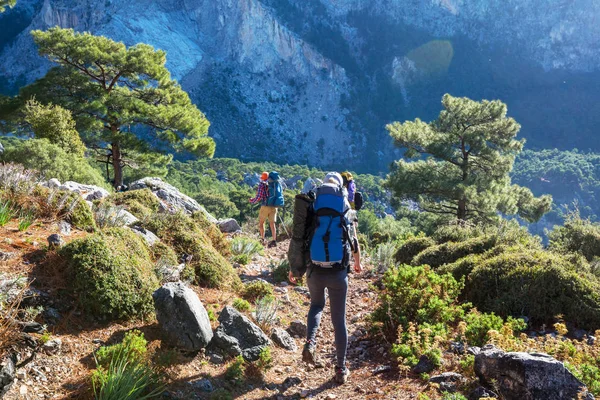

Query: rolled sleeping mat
[292,193,313,240]
[287,237,309,277]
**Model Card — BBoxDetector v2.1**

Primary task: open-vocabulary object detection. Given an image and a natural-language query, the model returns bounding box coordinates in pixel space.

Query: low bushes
[394,236,436,265]
[102,189,160,220]
[465,249,600,328]
[60,228,159,320]
[412,235,497,269]
[242,280,273,302]
[142,212,240,290]
[549,211,600,262]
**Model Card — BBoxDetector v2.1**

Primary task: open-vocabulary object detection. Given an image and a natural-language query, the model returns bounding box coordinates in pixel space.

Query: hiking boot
[268,240,277,248]
[302,341,316,365]
[335,366,350,384]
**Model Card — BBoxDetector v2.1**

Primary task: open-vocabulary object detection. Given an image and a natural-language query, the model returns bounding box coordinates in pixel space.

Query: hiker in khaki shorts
[249,172,278,246]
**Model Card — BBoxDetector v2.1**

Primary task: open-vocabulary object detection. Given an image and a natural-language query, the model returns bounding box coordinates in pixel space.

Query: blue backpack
[309,183,352,268]
[266,171,285,207]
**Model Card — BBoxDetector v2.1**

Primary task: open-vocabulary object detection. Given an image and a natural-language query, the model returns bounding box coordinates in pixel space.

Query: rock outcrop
[474,345,593,400]
[153,282,213,351]
[209,306,270,361]
[129,177,216,222]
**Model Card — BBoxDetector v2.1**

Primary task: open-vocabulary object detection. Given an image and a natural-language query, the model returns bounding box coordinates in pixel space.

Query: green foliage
[254,295,278,331]
[567,362,600,396]
[209,389,233,400]
[358,209,415,245]
[548,209,600,262]
[442,393,467,400]
[465,248,600,328]
[17,210,34,231]
[231,236,263,257]
[207,308,217,322]
[372,242,397,272]
[232,298,251,312]
[142,212,240,290]
[386,94,552,224]
[394,236,435,265]
[25,27,214,187]
[242,280,274,302]
[92,347,163,400]
[232,254,250,265]
[102,189,160,220]
[0,200,15,226]
[463,310,525,347]
[0,137,108,188]
[372,265,467,337]
[22,99,85,156]
[412,235,497,268]
[60,228,159,320]
[224,355,245,385]
[271,259,293,284]
[194,190,239,219]
[95,330,148,367]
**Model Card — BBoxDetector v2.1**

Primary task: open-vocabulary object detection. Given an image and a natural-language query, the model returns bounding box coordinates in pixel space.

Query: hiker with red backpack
[288,172,362,384]
[249,171,284,247]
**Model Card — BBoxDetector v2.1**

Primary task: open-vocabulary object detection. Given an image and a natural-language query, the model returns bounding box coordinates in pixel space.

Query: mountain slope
[1,0,599,171]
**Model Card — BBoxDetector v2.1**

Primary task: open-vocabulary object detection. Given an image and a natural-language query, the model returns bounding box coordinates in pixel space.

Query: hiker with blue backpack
[288,172,363,384]
[249,171,285,247]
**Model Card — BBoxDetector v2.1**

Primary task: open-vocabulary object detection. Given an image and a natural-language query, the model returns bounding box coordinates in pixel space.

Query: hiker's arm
[353,237,362,273]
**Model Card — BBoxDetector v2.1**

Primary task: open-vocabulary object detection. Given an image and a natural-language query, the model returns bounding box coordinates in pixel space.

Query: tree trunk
[457,198,467,221]
[111,142,123,189]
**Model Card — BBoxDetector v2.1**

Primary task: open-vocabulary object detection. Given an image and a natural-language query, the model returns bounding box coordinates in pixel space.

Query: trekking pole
[277,213,290,238]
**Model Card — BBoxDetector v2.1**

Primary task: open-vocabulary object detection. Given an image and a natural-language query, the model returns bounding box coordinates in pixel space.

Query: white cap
[324,172,343,187]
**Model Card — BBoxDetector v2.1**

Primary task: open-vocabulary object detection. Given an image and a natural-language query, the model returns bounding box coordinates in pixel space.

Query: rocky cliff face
[1,0,599,171]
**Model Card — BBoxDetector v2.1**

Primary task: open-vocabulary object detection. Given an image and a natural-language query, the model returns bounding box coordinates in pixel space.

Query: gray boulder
[412,354,437,374]
[129,226,160,246]
[217,218,242,233]
[156,263,186,283]
[0,354,16,396]
[58,181,110,201]
[210,306,270,361]
[47,178,61,189]
[58,221,72,236]
[474,345,593,400]
[271,328,297,351]
[430,372,465,393]
[153,283,213,351]
[129,177,216,222]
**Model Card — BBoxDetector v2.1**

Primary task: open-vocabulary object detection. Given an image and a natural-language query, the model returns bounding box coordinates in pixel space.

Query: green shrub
[567,362,600,396]
[60,228,159,320]
[17,211,35,232]
[371,265,467,337]
[462,310,527,347]
[432,224,483,244]
[254,295,278,331]
[103,189,160,220]
[412,235,497,269]
[92,350,163,400]
[224,355,245,385]
[549,210,600,262]
[96,330,148,367]
[232,298,251,312]
[466,249,600,328]
[271,259,292,284]
[210,389,233,400]
[142,212,240,290]
[192,211,231,257]
[150,242,178,265]
[1,137,107,188]
[394,236,436,265]
[246,347,273,380]
[0,200,15,226]
[372,242,398,272]
[242,280,274,302]
[231,236,263,257]
[194,190,239,219]
[232,254,250,265]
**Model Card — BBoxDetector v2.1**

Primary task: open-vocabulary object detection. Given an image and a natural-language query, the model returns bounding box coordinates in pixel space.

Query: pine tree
[22,27,214,188]
[386,94,552,224]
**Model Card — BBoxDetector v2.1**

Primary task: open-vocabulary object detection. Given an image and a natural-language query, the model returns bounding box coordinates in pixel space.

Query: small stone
[587,335,596,345]
[58,221,71,236]
[47,234,64,249]
[467,346,481,356]
[47,178,61,189]
[208,351,224,365]
[372,365,392,375]
[287,320,307,338]
[450,341,465,354]
[189,378,213,392]
[412,354,436,374]
[300,389,310,398]
[271,328,298,351]
[325,394,337,399]
[19,385,27,395]
[43,339,62,354]
[16,370,26,380]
